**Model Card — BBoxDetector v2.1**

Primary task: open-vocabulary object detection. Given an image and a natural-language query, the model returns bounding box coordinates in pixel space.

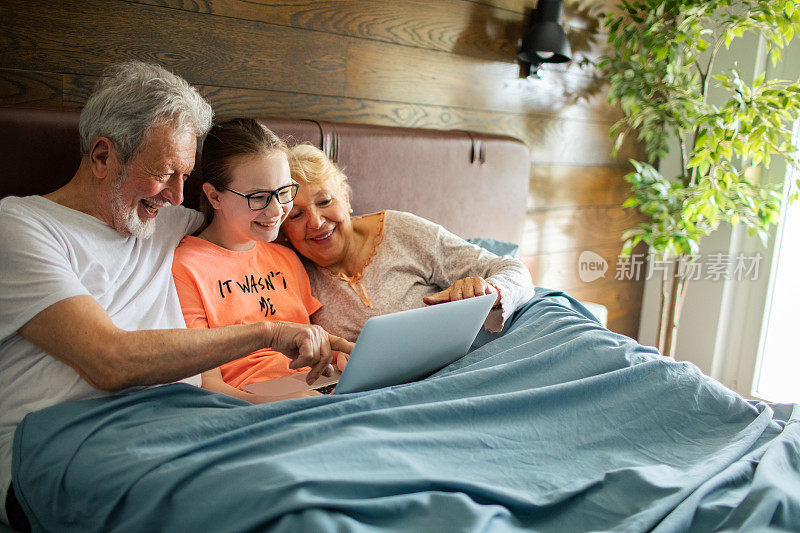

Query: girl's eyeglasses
[221,183,299,211]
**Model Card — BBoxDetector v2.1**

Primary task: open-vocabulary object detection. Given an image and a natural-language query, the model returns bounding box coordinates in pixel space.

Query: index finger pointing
[329,335,355,354]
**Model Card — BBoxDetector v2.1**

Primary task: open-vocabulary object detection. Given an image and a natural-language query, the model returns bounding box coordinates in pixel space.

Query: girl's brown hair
[199,118,287,221]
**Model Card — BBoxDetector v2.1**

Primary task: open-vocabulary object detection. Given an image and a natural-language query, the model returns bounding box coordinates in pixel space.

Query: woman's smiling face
[208,151,293,249]
[281,177,353,269]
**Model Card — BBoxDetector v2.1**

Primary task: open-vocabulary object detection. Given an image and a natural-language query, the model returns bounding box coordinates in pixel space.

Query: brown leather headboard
[0,107,530,243]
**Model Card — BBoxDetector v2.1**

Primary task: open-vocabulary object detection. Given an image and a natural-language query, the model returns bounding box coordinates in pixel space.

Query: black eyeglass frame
[221,183,299,211]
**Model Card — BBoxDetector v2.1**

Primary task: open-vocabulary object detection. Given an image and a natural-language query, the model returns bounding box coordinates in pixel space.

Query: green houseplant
[597,0,800,356]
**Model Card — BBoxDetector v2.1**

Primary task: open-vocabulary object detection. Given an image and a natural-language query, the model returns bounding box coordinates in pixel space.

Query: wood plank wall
[0,0,647,337]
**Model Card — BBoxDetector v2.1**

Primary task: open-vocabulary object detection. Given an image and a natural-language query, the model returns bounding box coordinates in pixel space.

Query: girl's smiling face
[203,150,294,251]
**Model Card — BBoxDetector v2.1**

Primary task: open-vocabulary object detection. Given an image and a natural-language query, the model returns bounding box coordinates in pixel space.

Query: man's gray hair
[79,61,213,165]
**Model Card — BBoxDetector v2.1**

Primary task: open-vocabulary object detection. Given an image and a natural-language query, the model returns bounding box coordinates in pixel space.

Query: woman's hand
[423,276,499,306]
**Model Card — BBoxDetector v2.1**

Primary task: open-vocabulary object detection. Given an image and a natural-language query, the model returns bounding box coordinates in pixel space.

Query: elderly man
[0,61,350,529]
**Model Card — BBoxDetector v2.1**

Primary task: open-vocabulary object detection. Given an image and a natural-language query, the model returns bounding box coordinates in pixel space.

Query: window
[752,121,800,403]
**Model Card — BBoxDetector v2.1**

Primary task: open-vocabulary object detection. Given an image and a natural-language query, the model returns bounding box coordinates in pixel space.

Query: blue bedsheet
[12,289,800,532]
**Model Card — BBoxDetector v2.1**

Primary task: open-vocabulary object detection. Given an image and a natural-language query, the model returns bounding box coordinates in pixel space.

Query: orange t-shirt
[172,236,322,388]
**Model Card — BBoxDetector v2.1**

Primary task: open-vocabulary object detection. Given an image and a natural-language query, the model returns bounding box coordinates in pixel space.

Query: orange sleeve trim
[483,281,505,333]
[487,281,503,308]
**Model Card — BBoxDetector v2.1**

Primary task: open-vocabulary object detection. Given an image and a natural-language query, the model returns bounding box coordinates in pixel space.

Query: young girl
[172,118,328,402]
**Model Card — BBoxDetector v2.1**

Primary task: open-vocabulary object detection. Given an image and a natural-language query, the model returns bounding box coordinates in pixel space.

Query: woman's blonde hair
[287,143,351,199]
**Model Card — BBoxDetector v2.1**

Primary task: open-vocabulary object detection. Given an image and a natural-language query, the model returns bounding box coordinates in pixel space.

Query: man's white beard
[110,170,157,239]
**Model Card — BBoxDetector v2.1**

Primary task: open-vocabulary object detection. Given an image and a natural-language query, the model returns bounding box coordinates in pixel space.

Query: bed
[1,107,799,532]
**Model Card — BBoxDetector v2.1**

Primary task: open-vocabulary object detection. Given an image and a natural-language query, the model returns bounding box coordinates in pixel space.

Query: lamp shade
[518,0,571,64]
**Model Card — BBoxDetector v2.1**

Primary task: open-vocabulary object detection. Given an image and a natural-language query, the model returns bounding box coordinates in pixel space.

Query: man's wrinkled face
[106,123,196,238]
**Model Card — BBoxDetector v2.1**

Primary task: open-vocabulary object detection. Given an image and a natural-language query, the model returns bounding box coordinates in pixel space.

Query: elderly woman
[281,144,535,343]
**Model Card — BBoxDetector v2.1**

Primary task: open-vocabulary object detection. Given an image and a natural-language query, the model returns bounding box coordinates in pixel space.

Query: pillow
[466,237,520,257]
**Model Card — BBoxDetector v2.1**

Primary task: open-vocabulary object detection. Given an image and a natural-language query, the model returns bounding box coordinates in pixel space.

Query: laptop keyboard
[313,383,337,395]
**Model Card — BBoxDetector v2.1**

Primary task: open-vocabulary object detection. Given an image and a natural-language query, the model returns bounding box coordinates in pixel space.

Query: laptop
[242,293,496,397]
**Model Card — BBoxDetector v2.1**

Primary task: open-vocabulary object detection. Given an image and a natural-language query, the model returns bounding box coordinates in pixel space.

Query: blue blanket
[12,289,800,532]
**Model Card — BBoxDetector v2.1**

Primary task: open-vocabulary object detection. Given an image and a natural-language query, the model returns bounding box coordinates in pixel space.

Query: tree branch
[703,37,725,102]
[688,35,725,186]
[679,135,691,186]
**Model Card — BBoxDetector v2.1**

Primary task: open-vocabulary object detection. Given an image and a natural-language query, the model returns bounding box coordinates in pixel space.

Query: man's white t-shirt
[0,196,204,523]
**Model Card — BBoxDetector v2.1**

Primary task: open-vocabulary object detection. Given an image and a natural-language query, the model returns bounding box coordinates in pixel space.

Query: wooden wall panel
[1,66,622,124]
[127,0,525,60]
[53,75,634,166]
[0,0,348,95]
[522,205,640,254]
[0,0,647,338]
[0,0,622,122]
[472,0,612,21]
[0,69,62,106]
[528,165,633,210]
[124,0,614,82]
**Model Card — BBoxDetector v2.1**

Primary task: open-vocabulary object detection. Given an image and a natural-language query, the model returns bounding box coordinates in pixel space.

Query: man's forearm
[20,295,274,391]
[20,295,346,392]
[104,322,272,390]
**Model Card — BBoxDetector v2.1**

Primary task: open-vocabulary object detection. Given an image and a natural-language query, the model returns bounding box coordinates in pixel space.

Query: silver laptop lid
[334,293,496,394]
